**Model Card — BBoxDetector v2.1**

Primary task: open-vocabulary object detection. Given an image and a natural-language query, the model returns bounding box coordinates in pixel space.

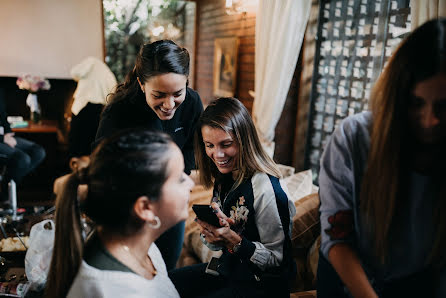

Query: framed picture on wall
[213,37,239,97]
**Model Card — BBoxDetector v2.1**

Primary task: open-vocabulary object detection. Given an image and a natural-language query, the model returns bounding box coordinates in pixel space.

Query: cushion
[291,193,320,254]
[306,235,321,288]
[284,169,318,203]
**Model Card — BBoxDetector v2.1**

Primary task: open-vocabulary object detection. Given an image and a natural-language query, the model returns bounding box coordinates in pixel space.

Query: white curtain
[411,0,446,30]
[252,0,311,156]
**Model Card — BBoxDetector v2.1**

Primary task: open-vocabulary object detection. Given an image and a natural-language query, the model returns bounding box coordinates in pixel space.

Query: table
[11,120,58,134]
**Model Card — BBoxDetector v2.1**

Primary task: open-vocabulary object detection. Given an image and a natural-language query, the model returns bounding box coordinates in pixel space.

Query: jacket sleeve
[245,173,296,271]
[182,89,203,175]
[318,118,356,261]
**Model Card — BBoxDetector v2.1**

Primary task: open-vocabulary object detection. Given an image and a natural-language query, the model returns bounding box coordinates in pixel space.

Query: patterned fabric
[291,193,320,251]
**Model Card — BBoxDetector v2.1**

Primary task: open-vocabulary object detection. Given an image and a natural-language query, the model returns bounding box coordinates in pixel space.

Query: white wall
[0,0,104,79]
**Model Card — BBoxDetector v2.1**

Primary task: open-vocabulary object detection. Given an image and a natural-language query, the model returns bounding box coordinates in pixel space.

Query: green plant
[103,0,187,82]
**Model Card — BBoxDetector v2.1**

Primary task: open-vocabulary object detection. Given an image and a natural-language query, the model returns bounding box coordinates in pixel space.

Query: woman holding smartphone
[170,97,296,297]
[95,40,203,270]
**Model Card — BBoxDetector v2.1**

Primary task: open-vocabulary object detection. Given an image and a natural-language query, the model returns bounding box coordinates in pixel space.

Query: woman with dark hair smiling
[95,40,203,270]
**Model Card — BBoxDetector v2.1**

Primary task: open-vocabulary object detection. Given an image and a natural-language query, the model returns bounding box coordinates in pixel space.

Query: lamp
[225,0,246,15]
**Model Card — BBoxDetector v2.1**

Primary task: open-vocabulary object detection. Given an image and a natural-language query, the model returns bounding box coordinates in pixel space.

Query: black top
[0,88,12,136]
[95,87,203,174]
[69,102,104,158]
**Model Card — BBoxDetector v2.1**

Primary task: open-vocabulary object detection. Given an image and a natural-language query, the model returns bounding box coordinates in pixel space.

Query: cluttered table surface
[0,206,54,297]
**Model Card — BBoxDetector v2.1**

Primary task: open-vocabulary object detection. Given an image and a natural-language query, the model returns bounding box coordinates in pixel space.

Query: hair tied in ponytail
[76,166,89,185]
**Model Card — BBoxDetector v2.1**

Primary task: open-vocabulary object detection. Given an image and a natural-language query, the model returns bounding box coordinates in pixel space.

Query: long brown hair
[194,97,282,189]
[360,18,446,265]
[45,130,173,297]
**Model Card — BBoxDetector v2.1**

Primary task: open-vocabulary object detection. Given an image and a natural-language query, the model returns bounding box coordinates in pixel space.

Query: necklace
[122,245,157,277]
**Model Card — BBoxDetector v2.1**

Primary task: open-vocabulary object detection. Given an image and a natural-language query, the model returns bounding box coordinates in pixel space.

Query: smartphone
[192,204,221,227]
[205,257,220,276]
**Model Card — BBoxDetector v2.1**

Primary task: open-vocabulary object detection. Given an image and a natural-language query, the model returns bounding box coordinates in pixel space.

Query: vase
[26,93,41,124]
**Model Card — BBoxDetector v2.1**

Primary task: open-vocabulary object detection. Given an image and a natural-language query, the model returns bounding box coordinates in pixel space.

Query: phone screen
[192,204,221,227]
[205,257,220,276]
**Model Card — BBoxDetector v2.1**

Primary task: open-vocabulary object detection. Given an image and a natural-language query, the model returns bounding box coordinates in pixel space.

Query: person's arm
[329,243,377,298]
[245,173,292,270]
[182,89,203,174]
[200,174,291,270]
[319,113,377,297]
[93,104,117,149]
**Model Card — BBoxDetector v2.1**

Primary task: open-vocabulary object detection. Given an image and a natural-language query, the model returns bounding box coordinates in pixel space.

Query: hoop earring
[148,216,161,229]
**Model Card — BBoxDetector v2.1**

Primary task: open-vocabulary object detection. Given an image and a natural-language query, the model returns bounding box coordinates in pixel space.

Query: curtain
[410,0,446,30]
[252,0,311,156]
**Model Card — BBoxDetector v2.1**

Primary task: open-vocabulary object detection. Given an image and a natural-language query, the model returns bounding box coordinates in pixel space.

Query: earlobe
[133,196,156,222]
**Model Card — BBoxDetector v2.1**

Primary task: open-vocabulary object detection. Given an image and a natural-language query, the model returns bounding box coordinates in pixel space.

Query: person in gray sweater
[317,18,446,298]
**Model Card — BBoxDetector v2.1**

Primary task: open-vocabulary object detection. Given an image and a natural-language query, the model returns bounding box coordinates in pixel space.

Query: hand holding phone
[192,204,221,227]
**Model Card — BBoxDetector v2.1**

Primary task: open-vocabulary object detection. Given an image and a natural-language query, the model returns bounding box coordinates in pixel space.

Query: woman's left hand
[210,202,235,226]
[196,203,241,250]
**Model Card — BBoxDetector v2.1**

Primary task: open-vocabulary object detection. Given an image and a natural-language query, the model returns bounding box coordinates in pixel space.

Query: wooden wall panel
[194,0,255,108]
[194,0,302,166]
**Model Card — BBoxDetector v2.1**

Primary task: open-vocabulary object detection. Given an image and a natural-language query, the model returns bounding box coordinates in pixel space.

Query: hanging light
[225,0,246,15]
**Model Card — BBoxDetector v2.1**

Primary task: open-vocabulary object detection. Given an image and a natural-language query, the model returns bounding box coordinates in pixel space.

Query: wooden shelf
[11,120,58,133]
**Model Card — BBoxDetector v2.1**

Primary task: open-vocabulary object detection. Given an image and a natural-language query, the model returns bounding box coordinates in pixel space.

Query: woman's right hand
[4,133,16,148]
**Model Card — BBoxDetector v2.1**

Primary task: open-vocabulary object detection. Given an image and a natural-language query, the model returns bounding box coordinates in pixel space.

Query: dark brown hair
[108,39,190,105]
[361,18,446,265]
[45,129,173,298]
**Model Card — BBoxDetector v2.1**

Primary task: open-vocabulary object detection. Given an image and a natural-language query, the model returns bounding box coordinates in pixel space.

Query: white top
[67,243,180,298]
[70,56,117,115]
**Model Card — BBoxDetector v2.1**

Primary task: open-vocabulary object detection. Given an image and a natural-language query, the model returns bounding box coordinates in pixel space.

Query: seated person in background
[68,56,117,162]
[53,57,116,195]
[0,87,45,197]
[169,97,296,298]
[317,18,446,298]
[45,129,194,297]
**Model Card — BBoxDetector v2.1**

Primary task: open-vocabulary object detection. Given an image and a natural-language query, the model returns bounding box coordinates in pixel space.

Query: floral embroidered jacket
[202,172,296,281]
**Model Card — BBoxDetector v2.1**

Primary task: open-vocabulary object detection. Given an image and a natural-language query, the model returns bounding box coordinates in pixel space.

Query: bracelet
[228,238,242,254]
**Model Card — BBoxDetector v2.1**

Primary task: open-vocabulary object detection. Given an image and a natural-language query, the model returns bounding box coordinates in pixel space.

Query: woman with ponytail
[46,129,194,297]
[95,40,203,269]
[317,18,446,297]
